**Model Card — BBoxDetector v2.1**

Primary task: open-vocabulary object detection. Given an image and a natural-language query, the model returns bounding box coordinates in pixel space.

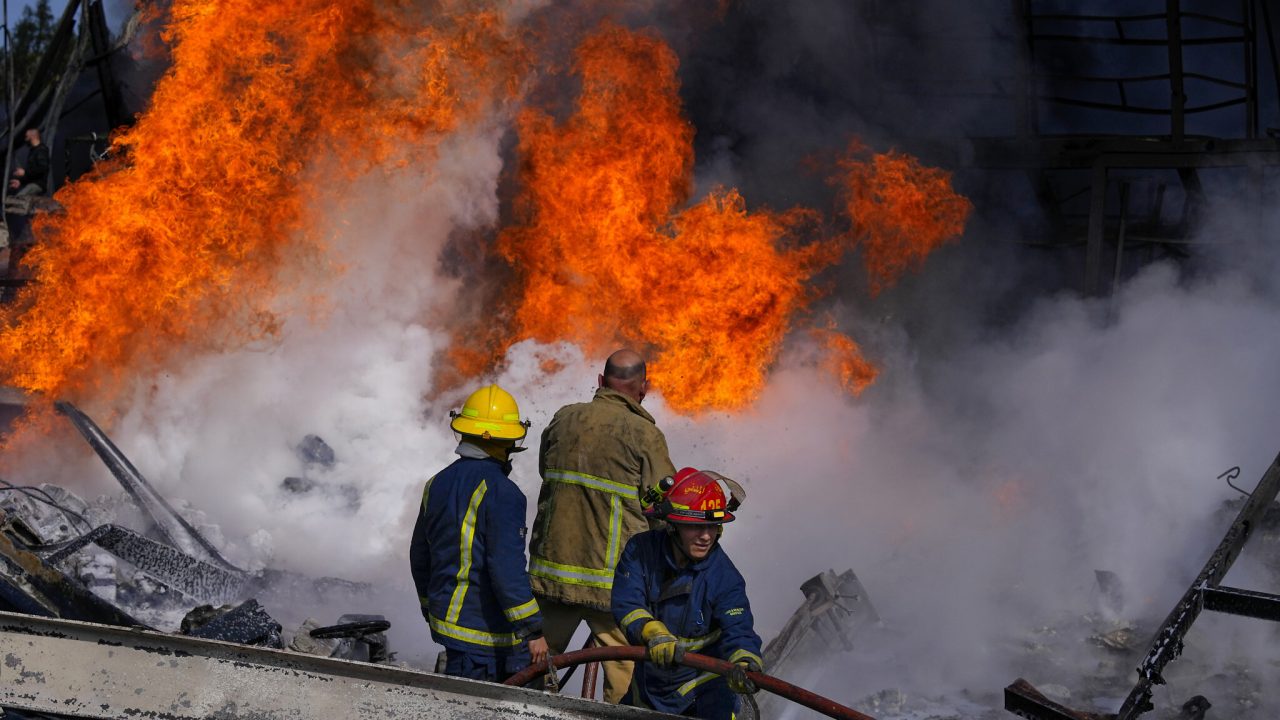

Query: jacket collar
[455,441,502,465]
[592,387,657,424]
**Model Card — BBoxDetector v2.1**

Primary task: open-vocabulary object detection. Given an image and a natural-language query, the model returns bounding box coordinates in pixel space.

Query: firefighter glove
[727,658,761,694]
[640,621,679,667]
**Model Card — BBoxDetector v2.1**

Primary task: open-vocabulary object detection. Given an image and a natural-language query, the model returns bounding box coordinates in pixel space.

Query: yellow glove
[640,620,679,667]
[726,658,761,694]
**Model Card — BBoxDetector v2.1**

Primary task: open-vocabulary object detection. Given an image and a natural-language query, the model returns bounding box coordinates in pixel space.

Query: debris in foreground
[1006,451,1280,720]
[0,610,665,719]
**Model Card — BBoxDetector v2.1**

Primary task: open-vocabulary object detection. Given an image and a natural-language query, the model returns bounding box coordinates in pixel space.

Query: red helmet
[645,467,735,524]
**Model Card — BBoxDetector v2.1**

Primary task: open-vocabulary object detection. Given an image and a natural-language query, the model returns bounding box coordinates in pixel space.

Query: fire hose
[503,645,876,720]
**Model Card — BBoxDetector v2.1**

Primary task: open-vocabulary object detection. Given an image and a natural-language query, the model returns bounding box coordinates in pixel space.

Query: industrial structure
[844,0,1280,294]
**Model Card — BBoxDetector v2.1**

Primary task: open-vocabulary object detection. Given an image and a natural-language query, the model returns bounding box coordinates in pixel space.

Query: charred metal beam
[1200,584,1280,622]
[6,0,83,146]
[1004,679,1110,720]
[41,524,245,605]
[967,136,1280,169]
[1113,451,1280,719]
[85,0,127,130]
[762,569,879,671]
[0,572,57,617]
[1004,452,1280,720]
[54,401,241,572]
[758,569,879,719]
[0,519,142,627]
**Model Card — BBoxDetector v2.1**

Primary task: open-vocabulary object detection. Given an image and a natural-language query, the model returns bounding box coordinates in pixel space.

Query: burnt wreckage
[3,0,1280,712]
[0,402,641,718]
[0,401,882,719]
[9,406,1280,720]
[1005,455,1280,720]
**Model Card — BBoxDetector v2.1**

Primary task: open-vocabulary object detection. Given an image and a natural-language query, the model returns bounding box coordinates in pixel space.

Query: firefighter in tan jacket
[528,349,676,703]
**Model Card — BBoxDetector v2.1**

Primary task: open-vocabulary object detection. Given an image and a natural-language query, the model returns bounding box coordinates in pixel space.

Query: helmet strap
[666,527,692,568]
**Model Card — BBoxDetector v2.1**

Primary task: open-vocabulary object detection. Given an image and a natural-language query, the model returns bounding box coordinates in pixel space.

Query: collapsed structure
[1006,454,1280,720]
[0,402,384,649]
[10,400,1279,720]
[0,399,883,719]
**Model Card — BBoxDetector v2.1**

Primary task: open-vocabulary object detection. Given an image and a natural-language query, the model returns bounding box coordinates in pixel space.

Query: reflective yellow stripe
[545,468,640,499]
[420,475,435,511]
[621,609,653,627]
[728,648,763,669]
[677,671,720,696]
[529,556,615,589]
[678,629,721,652]
[606,494,623,569]
[535,470,632,590]
[446,480,488,624]
[504,598,540,622]
[428,614,522,647]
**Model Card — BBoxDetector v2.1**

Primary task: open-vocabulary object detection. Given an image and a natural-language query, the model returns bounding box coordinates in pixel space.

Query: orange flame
[490,26,970,412]
[811,325,878,396]
[0,6,970,419]
[0,1,525,402]
[495,25,840,413]
[835,140,972,296]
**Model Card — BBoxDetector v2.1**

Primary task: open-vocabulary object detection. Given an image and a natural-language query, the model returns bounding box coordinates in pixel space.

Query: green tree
[4,0,56,99]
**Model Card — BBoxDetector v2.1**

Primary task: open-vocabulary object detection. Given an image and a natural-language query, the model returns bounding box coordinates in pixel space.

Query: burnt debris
[182,599,284,648]
[1005,451,1280,720]
[0,402,388,664]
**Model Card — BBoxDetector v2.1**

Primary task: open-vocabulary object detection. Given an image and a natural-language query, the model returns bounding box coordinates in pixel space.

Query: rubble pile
[3,402,1280,720]
[0,402,392,662]
[743,490,1280,719]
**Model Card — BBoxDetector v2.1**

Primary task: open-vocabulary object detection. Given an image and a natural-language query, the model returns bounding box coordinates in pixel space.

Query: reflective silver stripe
[678,629,721,652]
[428,614,522,647]
[544,468,639,499]
[504,598,540,622]
[537,469,634,591]
[621,609,653,627]
[529,557,614,589]
[677,671,720,696]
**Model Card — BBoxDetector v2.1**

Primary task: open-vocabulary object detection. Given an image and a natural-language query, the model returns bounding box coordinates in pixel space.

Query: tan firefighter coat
[529,387,677,610]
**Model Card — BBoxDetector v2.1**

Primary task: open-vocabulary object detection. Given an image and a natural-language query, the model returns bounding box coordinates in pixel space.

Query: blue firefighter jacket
[611,529,764,715]
[410,449,542,655]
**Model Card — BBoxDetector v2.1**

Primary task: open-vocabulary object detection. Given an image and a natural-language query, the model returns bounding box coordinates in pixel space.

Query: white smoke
[667,221,1280,712]
[7,2,1280,716]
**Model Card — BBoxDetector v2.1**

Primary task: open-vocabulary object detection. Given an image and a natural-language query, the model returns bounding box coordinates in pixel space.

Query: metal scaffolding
[971,0,1280,295]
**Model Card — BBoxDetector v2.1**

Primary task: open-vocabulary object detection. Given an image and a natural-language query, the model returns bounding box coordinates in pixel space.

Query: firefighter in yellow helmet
[410,384,549,681]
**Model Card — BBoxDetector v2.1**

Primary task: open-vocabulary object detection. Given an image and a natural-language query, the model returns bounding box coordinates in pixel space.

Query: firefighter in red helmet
[611,468,763,720]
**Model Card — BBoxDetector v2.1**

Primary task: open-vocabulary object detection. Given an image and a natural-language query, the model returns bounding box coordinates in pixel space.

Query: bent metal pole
[504,646,877,720]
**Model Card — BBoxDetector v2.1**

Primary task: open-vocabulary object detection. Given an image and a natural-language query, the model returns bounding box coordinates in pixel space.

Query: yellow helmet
[449,384,530,441]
